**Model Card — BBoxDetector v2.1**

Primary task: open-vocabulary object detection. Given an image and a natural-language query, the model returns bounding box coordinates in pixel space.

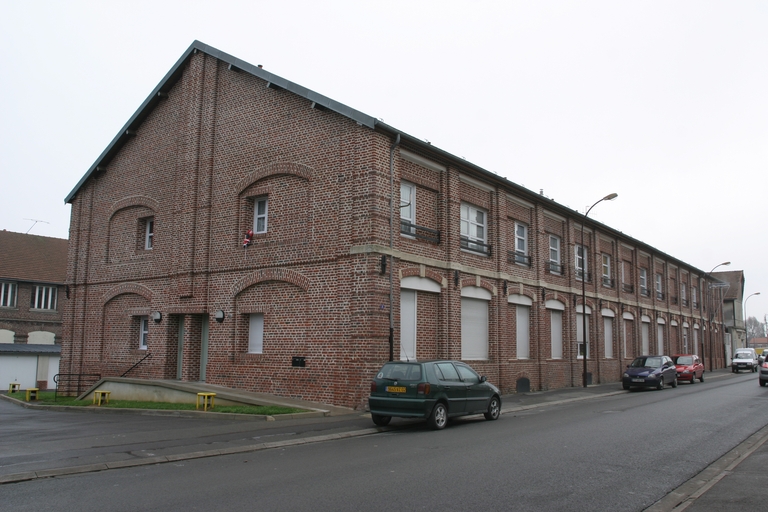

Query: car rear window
[378,363,422,381]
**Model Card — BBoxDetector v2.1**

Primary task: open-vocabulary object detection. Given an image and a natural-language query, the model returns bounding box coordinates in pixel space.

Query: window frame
[514,222,528,264]
[640,268,648,295]
[655,273,664,299]
[0,281,17,308]
[248,313,264,354]
[139,316,149,350]
[400,181,416,236]
[31,285,57,311]
[575,245,588,281]
[253,197,269,234]
[548,235,562,274]
[144,218,154,250]
[460,202,489,255]
[601,254,612,287]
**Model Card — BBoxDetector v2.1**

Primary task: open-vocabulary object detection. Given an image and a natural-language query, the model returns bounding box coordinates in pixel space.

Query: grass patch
[6,391,306,415]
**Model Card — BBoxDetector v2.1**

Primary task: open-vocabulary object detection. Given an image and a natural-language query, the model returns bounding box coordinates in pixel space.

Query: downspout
[389,133,400,362]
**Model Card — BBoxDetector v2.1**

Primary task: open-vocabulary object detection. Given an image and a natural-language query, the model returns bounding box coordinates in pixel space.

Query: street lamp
[580,193,618,388]
[745,292,761,349]
[705,261,730,372]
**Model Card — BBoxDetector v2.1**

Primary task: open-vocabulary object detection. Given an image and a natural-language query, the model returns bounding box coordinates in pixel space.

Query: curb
[644,423,768,512]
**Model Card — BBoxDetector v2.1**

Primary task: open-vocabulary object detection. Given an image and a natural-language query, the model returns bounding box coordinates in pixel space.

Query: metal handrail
[121,352,152,377]
[400,221,440,244]
[53,373,101,400]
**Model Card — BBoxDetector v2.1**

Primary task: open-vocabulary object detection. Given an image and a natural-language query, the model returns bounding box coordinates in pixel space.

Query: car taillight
[417,383,430,395]
[763,362,768,369]
[371,381,377,393]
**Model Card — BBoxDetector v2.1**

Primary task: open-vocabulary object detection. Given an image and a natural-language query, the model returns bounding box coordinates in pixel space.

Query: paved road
[1,369,767,511]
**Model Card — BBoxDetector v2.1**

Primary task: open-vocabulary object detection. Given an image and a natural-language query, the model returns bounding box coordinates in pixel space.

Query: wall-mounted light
[214,310,226,323]
[151,311,162,323]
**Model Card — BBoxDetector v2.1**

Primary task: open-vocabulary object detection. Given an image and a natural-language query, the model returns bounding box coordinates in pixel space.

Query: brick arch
[108,195,160,219]
[459,278,497,296]
[237,162,313,194]
[100,283,154,306]
[399,267,445,288]
[232,268,310,296]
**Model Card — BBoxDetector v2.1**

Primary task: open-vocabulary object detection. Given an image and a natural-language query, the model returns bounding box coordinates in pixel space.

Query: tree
[746,316,766,339]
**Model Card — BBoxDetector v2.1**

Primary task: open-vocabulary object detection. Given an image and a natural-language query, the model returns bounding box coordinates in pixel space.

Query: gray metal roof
[0,343,61,355]
[64,40,720,280]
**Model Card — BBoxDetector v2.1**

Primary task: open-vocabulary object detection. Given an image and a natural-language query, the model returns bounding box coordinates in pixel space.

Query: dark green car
[368,360,501,430]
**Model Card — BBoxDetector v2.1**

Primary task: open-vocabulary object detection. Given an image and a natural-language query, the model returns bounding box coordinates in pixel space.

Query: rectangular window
[516,305,530,359]
[655,273,663,299]
[692,285,698,308]
[248,313,264,354]
[576,312,590,358]
[139,317,149,349]
[460,203,489,255]
[400,181,415,235]
[604,317,614,358]
[253,198,268,234]
[551,310,563,359]
[575,245,588,281]
[548,235,562,274]
[0,282,17,308]
[514,222,528,264]
[31,285,57,310]
[681,282,688,305]
[602,254,612,287]
[640,268,648,295]
[144,218,154,250]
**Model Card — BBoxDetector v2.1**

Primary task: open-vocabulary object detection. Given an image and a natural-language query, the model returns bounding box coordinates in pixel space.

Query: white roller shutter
[400,290,417,361]
[461,297,488,360]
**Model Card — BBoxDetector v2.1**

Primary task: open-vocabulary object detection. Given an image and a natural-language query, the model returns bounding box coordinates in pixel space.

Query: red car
[673,354,704,383]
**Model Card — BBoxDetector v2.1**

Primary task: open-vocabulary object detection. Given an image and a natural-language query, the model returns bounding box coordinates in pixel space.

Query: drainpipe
[389,133,400,362]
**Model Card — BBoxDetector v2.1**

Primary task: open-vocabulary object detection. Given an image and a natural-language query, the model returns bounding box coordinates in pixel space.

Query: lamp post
[705,261,730,372]
[745,292,761,349]
[580,193,618,388]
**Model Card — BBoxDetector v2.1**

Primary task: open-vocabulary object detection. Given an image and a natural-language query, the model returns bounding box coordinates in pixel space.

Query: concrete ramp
[77,378,356,416]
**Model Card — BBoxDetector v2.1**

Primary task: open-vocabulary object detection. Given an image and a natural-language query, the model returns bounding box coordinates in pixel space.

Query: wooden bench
[25,388,39,401]
[8,382,20,393]
[93,390,111,406]
[196,392,216,411]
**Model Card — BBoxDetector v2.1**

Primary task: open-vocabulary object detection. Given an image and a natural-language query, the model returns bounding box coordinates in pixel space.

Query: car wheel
[700,373,704,383]
[760,380,766,387]
[671,376,678,388]
[371,414,391,427]
[623,384,630,390]
[657,378,664,390]
[689,375,695,384]
[428,402,448,430]
[484,396,501,421]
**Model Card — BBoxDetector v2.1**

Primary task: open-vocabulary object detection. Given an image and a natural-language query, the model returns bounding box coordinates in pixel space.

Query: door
[456,363,489,414]
[434,362,467,414]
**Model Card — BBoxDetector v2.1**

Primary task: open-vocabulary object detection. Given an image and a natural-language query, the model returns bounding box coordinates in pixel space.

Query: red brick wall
[62,50,729,408]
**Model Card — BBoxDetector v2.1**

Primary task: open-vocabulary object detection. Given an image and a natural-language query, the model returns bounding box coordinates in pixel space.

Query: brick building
[0,230,67,388]
[62,41,727,408]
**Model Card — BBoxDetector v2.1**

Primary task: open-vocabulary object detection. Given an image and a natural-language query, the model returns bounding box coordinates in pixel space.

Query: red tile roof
[0,230,68,283]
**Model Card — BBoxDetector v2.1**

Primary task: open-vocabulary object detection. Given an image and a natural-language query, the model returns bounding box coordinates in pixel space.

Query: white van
[732,348,758,373]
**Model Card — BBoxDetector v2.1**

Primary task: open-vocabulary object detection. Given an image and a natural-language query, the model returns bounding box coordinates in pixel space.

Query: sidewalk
[2,367,765,512]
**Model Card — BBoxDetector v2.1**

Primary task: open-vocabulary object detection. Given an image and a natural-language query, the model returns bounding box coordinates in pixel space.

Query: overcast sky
[1,1,766,321]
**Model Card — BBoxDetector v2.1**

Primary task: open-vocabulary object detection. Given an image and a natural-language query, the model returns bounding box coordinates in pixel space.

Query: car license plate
[631,378,644,383]
[387,386,406,393]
